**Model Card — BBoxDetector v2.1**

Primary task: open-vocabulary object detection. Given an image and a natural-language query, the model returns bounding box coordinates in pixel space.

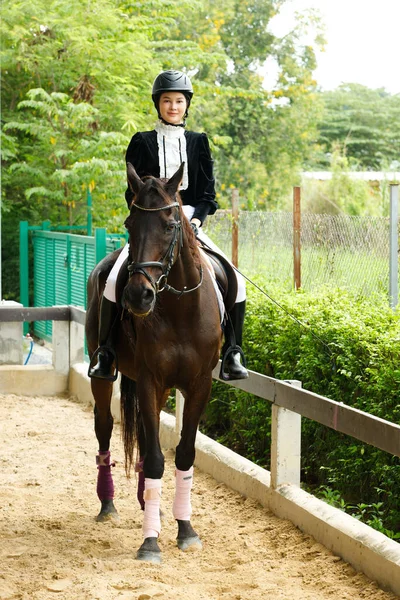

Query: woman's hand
[190,218,201,237]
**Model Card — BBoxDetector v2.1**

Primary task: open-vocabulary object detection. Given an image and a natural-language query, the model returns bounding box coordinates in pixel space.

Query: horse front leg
[174,376,212,551]
[135,386,168,564]
[92,379,119,522]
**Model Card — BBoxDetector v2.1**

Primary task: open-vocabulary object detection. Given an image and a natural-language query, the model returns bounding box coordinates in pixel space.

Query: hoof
[136,549,162,563]
[177,535,202,552]
[96,499,119,523]
[136,537,161,563]
[176,520,202,552]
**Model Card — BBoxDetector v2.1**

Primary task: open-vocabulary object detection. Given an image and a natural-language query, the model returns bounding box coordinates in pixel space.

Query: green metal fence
[19,221,126,339]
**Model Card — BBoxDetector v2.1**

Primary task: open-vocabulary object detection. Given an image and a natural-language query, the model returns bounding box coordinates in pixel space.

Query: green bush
[202,281,400,537]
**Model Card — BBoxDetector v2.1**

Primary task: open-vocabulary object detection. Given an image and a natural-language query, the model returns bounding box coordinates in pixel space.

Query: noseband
[127,200,203,297]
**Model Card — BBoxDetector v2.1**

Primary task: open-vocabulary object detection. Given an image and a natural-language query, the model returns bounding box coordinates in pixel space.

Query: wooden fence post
[293,186,301,290]
[52,320,70,376]
[175,390,184,438]
[232,188,239,268]
[270,380,302,489]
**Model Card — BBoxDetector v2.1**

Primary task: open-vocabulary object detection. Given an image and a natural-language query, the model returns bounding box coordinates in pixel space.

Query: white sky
[268,0,400,94]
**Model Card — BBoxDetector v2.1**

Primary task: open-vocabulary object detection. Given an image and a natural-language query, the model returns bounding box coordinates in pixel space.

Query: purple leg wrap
[135,458,145,510]
[96,451,115,501]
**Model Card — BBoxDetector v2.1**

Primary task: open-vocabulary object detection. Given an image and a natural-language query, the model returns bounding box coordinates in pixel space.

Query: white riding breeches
[103,205,246,304]
[103,243,129,303]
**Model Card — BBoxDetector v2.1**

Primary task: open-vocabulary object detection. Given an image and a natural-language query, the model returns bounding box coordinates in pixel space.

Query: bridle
[127,200,203,297]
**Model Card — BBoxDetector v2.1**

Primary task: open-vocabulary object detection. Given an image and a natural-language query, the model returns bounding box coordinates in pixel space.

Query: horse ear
[166,162,184,196]
[127,162,144,196]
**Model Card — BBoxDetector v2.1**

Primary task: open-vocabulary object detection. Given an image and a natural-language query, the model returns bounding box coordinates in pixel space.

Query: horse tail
[120,374,140,478]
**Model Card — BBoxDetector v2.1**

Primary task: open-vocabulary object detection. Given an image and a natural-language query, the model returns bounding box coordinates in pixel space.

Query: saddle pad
[198,245,237,313]
[207,264,225,323]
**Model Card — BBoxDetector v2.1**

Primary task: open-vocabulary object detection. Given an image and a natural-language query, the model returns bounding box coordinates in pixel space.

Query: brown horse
[85,163,222,563]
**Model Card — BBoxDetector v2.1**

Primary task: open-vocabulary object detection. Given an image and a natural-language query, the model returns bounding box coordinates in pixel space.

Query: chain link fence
[203,211,394,297]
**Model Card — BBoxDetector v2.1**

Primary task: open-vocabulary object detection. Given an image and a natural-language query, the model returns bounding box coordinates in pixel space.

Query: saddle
[198,245,237,314]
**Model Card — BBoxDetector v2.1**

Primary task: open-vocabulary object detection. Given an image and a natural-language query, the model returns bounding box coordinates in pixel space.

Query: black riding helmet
[152,70,193,120]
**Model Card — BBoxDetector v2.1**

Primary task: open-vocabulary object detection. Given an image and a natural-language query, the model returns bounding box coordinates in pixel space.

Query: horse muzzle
[122,283,156,317]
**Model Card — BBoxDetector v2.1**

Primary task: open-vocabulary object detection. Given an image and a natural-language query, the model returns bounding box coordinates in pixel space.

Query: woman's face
[158,92,187,124]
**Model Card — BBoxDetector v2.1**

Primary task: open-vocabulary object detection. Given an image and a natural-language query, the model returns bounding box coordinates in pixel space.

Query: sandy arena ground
[0,392,398,600]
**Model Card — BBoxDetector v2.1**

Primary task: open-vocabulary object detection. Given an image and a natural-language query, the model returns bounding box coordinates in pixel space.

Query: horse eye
[165,222,175,233]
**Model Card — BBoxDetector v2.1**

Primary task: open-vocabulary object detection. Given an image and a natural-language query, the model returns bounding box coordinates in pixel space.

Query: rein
[127,200,203,297]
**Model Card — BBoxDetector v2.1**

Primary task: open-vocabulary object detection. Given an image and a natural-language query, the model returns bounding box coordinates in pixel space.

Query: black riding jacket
[125,130,218,225]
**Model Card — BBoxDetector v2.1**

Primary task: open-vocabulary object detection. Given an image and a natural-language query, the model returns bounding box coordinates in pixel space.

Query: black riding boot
[88,297,118,380]
[222,300,249,380]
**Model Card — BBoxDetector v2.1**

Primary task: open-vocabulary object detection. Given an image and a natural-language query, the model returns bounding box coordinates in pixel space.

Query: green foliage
[2,0,327,300]
[172,0,325,208]
[202,283,400,536]
[1,0,169,130]
[4,88,128,226]
[312,84,400,171]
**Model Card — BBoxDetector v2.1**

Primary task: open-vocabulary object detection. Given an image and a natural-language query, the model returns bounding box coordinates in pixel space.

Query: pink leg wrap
[143,478,162,539]
[172,467,194,521]
[96,451,115,501]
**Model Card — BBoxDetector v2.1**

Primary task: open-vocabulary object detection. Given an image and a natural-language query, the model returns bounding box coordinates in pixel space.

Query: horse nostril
[142,288,155,304]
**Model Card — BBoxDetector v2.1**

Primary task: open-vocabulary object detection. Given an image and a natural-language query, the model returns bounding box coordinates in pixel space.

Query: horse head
[122,162,184,317]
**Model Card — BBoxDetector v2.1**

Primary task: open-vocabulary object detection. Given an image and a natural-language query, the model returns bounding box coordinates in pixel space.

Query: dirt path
[0,393,397,600]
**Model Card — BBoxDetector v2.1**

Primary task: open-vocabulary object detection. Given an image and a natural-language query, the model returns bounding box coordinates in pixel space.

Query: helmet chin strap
[157,111,186,127]
[158,116,187,128]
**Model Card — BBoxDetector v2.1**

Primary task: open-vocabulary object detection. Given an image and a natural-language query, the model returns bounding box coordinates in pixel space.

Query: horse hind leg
[92,379,119,522]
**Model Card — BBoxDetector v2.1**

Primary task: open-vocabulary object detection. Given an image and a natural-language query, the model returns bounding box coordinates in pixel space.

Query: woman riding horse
[89,69,248,382]
[86,160,222,561]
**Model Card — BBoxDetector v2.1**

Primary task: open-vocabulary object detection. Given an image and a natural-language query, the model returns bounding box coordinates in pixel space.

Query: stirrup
[219,345,248,381]
[88,345,119,382]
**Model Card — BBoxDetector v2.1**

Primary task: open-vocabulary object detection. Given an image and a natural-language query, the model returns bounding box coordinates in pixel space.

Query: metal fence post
[87,187,93,237]
[66,234,72,304]
[95,228,107,264]
[293,186,301,290]
[389,184,399,309]
[19,221,31,335]
[231,188,239,268]
[19,221,30,308]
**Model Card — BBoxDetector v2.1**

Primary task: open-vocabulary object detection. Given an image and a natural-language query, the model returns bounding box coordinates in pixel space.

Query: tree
[4,88,128,226]
[173,0,324,208]
[1,0,198,299]
[312,84,400,170]
[1,0,198,130]
[1,0,326,299]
